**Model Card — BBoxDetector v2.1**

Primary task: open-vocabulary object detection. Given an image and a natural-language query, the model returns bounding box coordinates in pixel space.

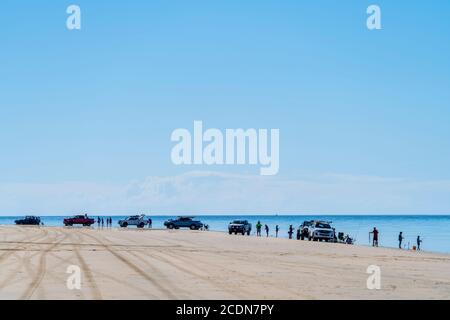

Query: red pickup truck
[64,215,95,227]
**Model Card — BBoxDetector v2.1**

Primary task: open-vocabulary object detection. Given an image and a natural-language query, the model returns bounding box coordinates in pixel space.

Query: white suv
[308,221,335,242]
[118,215,149,228]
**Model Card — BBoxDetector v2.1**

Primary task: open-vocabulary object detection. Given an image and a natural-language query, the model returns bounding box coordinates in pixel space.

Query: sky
[0,0,449,215]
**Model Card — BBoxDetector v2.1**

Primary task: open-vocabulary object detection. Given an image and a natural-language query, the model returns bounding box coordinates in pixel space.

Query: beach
[0,225,449,300]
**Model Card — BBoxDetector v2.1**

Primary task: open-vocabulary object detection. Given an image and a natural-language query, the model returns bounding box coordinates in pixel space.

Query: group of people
[255,221,280,238]
[370,227,423,250]
[255,222,313,240]
[97,217,113,228]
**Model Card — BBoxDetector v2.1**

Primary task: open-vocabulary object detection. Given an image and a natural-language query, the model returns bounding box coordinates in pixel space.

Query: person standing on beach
[275,225,279,238]
[288,225,294,239]
[265,224,269,237]
[97,217,101,228]
[148,218,152,228]
[101,218,104,228]
[256,221,262,237]
[370,227,379,247]
[417,236,422,251]
[398,232,404,249]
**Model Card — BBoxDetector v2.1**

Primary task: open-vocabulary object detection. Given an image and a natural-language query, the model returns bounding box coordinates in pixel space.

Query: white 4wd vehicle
[308,221,335,242]
[118,215,149,228]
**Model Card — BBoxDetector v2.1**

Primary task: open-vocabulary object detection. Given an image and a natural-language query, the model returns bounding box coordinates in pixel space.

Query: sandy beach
[0,225,449,300]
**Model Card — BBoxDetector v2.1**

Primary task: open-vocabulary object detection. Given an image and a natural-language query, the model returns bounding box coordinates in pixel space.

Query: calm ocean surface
[1,215,449,254]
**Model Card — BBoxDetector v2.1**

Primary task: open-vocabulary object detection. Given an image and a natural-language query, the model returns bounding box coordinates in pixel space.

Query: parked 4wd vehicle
[307,220,335,242]
[228,220,252,235]
[164,216,203,230]
[299,220,313,240]
[118,215,149,228]
[15,216,41,226]
[64,215,95,227]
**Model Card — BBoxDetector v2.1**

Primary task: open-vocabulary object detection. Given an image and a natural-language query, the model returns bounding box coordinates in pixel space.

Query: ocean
[1,215,449,254]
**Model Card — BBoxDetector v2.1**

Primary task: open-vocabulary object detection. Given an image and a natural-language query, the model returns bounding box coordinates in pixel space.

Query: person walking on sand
[370,227,379,247]
[398,232,404,249]
[288,225,294,239]
[265,224,269,237]
[417,236,422,251]
[256,221,262,237]
[275,225,279,238]
[148,218,152,228]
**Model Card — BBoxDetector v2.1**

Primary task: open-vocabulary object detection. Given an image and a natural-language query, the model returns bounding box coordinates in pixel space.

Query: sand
[0,225,449,300]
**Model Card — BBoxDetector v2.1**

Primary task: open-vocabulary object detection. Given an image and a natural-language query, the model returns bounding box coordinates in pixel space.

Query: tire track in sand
[19,229,69,300]
[70,231,103,300]
[79,229,176,299]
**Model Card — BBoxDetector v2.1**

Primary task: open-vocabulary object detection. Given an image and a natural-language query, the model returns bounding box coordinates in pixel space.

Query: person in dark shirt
[370,227,379,247]
[275,225,279,238]
[288,225,294,239]
[417,236,422,251]
[398,232,404,249]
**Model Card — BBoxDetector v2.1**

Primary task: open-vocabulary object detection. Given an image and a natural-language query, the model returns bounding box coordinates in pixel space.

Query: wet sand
[0,225,449,300]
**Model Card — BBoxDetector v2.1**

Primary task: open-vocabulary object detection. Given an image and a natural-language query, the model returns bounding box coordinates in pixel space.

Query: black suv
[164,216,204,230]
[15,216,41,225]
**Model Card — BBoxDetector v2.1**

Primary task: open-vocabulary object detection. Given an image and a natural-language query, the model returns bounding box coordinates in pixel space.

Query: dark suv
[15,216,41,226]
[164,216,203,230]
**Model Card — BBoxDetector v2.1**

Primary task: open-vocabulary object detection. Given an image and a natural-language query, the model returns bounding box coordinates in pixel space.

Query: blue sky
[0,1,449,214]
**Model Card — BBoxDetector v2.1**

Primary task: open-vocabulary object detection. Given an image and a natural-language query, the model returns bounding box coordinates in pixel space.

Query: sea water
[0,215,449,254]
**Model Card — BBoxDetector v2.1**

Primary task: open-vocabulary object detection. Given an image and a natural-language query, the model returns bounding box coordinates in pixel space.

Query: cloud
[1,171,450,215]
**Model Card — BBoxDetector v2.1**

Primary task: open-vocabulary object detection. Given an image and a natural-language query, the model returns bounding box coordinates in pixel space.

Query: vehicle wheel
[167,224,174,229]
[190,225,197,230]
[229,230,232,235]
[122,222,128,228]
[242,231,245,235]
[247,231,251,236]
[308,236,312,241]
[138,223,145,228]
[301,236,305,240]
